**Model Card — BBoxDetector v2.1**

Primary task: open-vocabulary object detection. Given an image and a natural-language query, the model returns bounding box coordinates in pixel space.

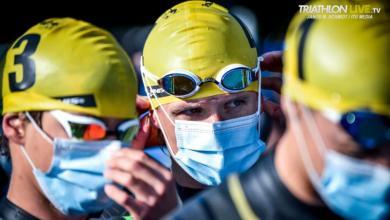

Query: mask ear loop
[20,112,54,171]
[25,112,53,144]
[284,100,324,193]
[19,145,37,170]
[299,105,328,157]
[140,57,177,157]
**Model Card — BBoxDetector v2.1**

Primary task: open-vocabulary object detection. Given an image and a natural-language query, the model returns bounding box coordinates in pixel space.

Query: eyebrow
[224,94,251,103]
[170,93,252,112]
[170,103,202,114]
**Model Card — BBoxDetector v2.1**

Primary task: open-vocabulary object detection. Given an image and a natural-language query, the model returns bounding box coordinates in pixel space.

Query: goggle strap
[25,112,53,144]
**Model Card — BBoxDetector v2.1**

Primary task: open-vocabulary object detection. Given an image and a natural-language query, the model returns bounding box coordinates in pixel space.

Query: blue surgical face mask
[320,150,390,220]
[286,102,390,220]
[173,112,265,186]
[22,112,123,216]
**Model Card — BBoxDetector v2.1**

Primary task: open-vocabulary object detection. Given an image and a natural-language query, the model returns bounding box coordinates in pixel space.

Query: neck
[7,147,85,220]
[274,129,322,205]
[172,161,207,189]
[7,171,69,219]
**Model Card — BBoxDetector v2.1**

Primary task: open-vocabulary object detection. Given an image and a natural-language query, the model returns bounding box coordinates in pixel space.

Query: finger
[107,154,170,195]
[105,168,159,205]
[132,115,151,150]
[136,95,150,114]
[261,77,283,94]
[263,100,283,119]
[112,148,172,181]
[260,51,283,73]
[146,123,166,147]
[104,184,145,219]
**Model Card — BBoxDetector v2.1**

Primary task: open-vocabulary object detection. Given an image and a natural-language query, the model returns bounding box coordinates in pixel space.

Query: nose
[204,113,223,123]
[105,131,117,140]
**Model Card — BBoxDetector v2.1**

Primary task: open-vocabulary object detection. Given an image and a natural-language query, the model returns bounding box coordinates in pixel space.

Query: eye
[173,107,203,117]
[226,99,247,109]
[181,108,203,115]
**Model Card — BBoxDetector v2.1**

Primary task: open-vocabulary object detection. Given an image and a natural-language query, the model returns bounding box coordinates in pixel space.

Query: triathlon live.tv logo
[299,4,382,19]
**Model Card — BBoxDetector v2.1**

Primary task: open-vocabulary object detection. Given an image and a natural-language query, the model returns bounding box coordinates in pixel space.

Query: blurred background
[0,0,305,60]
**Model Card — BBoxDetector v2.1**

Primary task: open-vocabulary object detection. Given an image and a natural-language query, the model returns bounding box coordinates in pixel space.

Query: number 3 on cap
[8,34,40,92]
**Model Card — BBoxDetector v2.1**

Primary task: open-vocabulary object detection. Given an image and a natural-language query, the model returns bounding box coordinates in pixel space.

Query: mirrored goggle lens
[69,122,106,141]
[69,120,139,143]
[118,124,139,144]
[221,68,254,91]
[341,112,390,149]
[158,74,197,96]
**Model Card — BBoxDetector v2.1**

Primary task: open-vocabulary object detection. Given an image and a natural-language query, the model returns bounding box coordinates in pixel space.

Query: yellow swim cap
[2,18,138,118]
[283,0,390,116]
[142,1,258,109]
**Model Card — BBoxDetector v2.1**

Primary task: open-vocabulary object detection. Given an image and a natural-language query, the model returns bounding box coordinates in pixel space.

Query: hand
[260,50,283,94]
[136,95,165,147]
[104,148,178,220]
[259,51,285,148]
[260,50,283,73]
[260,51,284,120]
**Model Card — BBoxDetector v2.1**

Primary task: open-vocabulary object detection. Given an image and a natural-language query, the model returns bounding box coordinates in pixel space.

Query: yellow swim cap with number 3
[2,18,138,118]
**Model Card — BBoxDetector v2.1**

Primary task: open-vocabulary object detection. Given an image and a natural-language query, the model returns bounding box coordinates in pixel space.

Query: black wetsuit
[165,151,343,220]
[99,182,204,219]
[0,199,38,220]
[0,166,8,200]
[0,198,103,220]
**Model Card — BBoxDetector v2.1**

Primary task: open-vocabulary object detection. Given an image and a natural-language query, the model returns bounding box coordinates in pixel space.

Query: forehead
[160,91,257,110]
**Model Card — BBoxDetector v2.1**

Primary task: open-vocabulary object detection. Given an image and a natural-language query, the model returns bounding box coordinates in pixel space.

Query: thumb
[131,115,151,150]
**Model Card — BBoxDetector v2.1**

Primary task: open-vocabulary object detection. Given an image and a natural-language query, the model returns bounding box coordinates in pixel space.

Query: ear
[2,113,27,145]
[151,110,161,129]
